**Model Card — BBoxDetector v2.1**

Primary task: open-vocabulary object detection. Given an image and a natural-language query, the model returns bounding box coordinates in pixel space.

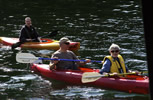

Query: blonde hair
[108,43,120,51]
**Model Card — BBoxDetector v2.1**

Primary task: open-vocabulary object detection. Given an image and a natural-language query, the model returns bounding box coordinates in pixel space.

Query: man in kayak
[11,17,40,49]
[49,37,90,70]
[99,43,129,74]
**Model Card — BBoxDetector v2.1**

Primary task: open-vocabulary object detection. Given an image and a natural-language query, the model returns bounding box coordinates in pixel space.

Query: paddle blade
[48,30,59,37]
[16,53,38,63]
[81,72,141,83]
[82,72,103,83]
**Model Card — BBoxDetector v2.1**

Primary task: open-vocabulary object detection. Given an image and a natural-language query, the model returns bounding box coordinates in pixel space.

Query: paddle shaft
[38,57,102,63]
[41,30,58,38]
[41,34,51,38]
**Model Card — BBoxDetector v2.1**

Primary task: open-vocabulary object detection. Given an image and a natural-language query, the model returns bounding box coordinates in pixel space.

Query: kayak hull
[0,37,80,50]
[31,64,149,94]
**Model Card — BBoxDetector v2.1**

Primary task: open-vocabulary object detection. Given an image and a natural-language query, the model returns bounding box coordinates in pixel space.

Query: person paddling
[99,43,129,75]
[49,37,90,70]
[11,17,41,50]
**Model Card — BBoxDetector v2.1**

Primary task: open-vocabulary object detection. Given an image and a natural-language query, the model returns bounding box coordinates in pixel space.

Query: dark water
[0,0,149,100]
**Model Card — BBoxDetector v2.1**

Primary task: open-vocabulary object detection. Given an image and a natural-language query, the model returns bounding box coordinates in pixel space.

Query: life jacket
[102,54,127,73]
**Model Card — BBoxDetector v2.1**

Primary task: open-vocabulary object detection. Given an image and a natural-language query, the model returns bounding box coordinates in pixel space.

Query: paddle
[81,72,138,83]
[16,53,103,63]
[41,30,59,38]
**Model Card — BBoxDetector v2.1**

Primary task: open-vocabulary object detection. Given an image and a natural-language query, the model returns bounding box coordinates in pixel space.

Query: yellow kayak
[0,37,80,50]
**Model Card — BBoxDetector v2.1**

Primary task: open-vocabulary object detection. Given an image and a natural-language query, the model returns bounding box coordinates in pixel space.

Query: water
[0,0,150,100]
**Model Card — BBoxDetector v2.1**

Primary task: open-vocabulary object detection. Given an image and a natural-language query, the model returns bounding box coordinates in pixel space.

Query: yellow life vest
[102,54,127,73]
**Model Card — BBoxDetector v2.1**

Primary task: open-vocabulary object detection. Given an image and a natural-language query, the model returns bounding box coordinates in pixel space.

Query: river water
[0,0,150,100]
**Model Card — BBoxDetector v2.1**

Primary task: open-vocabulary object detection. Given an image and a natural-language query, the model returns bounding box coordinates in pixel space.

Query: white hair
[108,43,120,51]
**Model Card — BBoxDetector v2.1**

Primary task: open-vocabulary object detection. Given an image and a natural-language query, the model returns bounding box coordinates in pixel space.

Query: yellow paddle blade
[82,72,105,83]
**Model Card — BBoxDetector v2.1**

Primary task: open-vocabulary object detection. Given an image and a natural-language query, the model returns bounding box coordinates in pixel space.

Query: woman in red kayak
[99,43,129,74]
[49,37,90,70]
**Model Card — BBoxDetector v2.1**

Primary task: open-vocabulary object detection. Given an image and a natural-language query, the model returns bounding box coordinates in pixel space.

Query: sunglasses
[64,42,70,45]
[111,50,119,53]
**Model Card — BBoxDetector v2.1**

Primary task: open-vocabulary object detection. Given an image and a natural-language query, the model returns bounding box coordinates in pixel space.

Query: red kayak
[31,63,149,94]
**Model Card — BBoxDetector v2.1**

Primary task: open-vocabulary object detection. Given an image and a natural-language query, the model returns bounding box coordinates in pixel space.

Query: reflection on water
[0,0,149,100]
